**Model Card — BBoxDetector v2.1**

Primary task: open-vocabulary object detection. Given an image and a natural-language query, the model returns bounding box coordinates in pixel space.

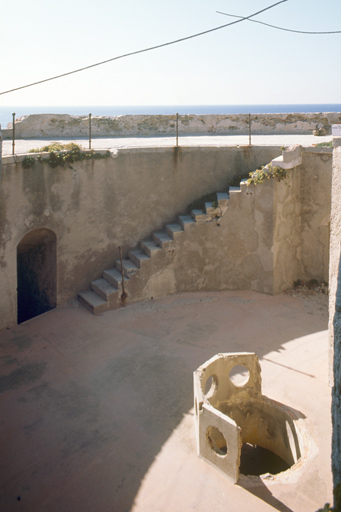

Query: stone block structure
[194,353,312,483]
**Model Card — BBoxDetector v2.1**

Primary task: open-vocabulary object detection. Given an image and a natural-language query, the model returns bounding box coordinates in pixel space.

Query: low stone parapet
[2,112,341,139]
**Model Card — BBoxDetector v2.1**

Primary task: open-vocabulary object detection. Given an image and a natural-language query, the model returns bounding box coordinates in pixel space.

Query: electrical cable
[0,0,288,96]
[217,10,341,35]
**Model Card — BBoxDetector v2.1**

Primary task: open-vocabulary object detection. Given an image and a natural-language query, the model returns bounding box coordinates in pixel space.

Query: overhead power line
[0,0,288,96]
[217,10,341,34]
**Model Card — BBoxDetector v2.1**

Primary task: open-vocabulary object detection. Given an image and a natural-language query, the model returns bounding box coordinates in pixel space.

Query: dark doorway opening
[17,229,57,324]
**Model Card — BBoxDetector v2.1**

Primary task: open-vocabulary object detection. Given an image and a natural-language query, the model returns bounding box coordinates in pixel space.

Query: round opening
[204,374,218,399]
[206,426,228,457]
[229,365,250,387]
[240,443,291,476]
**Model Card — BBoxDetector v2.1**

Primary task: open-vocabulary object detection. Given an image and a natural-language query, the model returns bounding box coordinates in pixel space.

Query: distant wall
[2,112,341,139]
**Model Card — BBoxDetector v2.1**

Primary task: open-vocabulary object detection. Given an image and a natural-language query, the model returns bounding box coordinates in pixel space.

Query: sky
[0,0,340,107]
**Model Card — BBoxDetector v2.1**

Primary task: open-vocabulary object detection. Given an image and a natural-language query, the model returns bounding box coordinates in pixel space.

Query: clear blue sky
[1,0,340,106]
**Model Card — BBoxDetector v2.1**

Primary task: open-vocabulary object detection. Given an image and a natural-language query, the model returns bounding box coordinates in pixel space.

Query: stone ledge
[333,137,341,148]
[271,145,302,169]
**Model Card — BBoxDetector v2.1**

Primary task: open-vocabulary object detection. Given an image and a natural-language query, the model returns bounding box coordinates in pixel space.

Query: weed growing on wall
[22,156,36,169]
[29,142,74,153]
[22,143,110,169]
[247,164,287,185]
[315,140,333,148]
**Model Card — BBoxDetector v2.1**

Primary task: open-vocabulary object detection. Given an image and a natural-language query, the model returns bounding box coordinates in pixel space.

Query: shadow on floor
[0,290,329,511]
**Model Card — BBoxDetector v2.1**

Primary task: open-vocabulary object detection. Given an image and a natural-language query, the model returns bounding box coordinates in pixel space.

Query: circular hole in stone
[206,426,228,457]
[229,364,250,387]
[240,443,291,476]
[204,374,218,399]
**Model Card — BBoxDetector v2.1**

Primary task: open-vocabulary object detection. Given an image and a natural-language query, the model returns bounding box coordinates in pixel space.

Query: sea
[0,104,340,129]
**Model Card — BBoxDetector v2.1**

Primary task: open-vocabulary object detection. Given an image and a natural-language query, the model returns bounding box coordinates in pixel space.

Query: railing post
[12,112,15,155]
[89,113,92,150]
[248,113,251,145]
[176,113,179,147]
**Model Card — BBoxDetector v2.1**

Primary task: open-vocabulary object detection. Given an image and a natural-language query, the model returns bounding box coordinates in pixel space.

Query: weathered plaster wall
[273,169,302,294]
[2,112,341,139]
[299,148,332,284]
[271,146,332,292]
[0,143,332,329]
[329,144,341,493]
[97,178,285,307]
[133,180,278,298]
[0,145,280,329]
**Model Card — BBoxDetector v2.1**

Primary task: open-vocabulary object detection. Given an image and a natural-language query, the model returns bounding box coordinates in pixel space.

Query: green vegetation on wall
[22,143,110,169]
[247,164,287,185]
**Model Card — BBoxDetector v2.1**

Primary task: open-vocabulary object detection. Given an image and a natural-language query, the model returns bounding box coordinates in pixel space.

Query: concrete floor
[0,290,332,512]
[1,133,333,155]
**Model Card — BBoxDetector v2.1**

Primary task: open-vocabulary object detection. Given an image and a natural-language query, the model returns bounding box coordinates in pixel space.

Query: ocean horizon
[1,104,340,129]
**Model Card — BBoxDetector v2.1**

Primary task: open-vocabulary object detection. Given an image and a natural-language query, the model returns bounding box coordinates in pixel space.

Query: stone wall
[299,148,333,284]
[2,112,341,139]
[272,165,302,293]
[329,143,341,497]
[0,144,332,329]
[0,145,280,329]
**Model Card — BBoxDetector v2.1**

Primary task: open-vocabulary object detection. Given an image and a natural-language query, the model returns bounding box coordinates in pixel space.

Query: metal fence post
[176,113,179,147]
[89,113,92,150]
[248,113,251,145]
[12,113,15,155]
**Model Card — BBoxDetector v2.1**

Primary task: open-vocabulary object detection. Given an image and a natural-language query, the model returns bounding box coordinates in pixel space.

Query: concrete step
[217,192,229,206]
[205,201,222,218]
[116,259,139,278]
[79,188,229,315]
[141,240,162,257]
[191,209,211,222]
[178,215,196,230]
[128,249,151,268]
[91,278,118,300]
[103,268,126,289]
[166,223,184,239]
[205,201,218,214]
[153,231,173,248]
[228,186,240,194]
[78,290,108,314]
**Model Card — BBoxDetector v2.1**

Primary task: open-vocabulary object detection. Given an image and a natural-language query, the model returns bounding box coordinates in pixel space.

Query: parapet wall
[2,112,341,139]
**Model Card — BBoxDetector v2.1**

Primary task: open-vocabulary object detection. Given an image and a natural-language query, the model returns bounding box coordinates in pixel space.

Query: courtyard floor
[0,290,332,512]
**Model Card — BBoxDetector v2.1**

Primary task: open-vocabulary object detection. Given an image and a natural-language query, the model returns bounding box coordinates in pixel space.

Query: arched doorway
[17,229,57,324]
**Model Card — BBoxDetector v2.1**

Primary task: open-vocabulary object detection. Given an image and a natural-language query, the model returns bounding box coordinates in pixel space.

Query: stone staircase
[78,186,244,314]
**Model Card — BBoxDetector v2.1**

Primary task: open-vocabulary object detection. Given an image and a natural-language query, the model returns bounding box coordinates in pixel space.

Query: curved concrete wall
[0,145,280,329]
[0,143,332,329]
[3,112,341,139]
